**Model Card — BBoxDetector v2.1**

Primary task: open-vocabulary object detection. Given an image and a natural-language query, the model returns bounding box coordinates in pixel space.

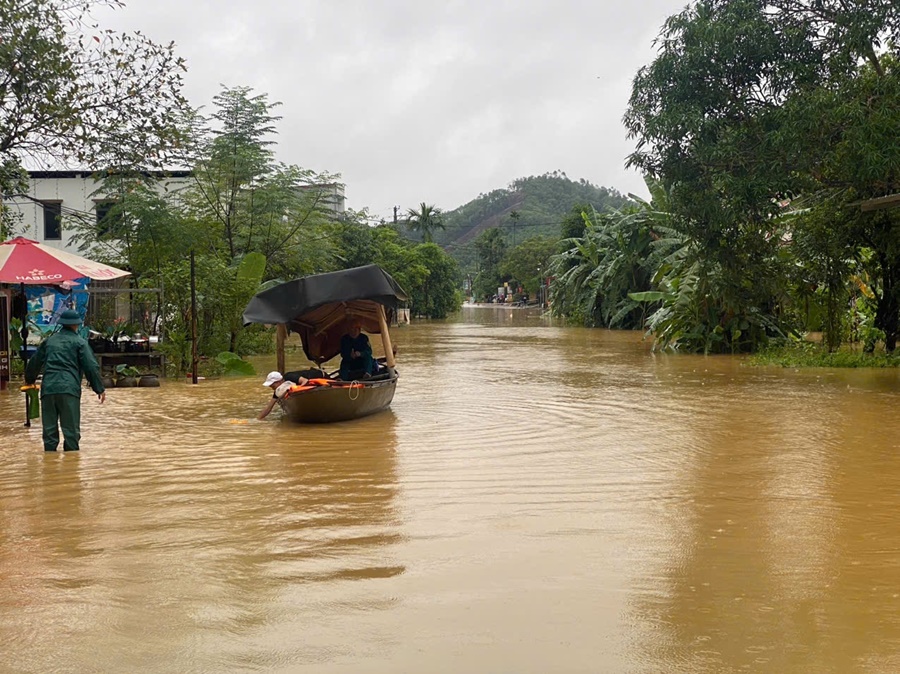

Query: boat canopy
[242,264,408,364]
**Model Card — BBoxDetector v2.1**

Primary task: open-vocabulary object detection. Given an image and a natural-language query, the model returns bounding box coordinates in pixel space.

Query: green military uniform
[25,313,105,452]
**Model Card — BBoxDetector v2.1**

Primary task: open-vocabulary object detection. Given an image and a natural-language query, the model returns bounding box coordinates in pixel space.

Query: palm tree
[405,202,445,243]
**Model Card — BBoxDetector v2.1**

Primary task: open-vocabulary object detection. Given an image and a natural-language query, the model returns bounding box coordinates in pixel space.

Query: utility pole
[393,205,399,225]
[190,250,198,385]
[0,294,8,392]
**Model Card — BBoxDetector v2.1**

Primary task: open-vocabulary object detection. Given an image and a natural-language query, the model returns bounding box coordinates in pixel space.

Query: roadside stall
[0,237,130,420]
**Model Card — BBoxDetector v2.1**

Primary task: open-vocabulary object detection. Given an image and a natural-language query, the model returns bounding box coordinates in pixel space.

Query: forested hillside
[410,172,630,269]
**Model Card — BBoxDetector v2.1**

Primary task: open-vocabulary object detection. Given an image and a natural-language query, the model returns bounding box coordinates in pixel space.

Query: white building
[4,171,347,255]
[297,182,346,215]
[3,170,191,255]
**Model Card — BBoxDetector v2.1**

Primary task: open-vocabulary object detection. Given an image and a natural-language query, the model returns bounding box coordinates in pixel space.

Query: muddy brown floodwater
[2,305,900,673]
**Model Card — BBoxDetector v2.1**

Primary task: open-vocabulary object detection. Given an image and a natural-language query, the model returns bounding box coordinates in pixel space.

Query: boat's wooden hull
[279,376,397,423]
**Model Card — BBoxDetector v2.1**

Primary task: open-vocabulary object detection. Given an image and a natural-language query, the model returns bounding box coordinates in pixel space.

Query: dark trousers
[340,354,374,380]
[41,394,81,452]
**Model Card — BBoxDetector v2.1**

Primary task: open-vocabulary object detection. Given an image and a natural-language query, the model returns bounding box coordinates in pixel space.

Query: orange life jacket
[284,378,351,397]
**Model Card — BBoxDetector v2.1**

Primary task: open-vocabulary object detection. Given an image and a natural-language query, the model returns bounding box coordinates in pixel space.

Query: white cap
[263,371,282,387]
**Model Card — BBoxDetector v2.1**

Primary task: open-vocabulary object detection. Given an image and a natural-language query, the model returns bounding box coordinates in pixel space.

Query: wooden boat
[277,372,398,423]
[242,265,407,423]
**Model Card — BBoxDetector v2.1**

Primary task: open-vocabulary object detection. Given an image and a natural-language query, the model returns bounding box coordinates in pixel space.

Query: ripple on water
[3,314,900,673]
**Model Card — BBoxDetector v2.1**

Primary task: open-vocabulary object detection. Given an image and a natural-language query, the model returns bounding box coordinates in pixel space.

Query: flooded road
[3,305,900,673]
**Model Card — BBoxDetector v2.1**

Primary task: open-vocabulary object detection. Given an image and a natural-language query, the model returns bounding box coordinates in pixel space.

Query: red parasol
[0,237,130,284]
[0,238,130,426]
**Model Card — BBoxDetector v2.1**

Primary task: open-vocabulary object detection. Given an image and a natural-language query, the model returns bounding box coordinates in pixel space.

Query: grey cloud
[99,0,688,218]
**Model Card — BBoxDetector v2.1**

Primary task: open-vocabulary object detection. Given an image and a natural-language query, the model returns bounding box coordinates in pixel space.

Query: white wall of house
[4,171,190,255]
[297,182,346,215]
[4,172,346,255]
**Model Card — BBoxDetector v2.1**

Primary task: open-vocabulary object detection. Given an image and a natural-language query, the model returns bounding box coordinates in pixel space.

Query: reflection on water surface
[2,305,900,672]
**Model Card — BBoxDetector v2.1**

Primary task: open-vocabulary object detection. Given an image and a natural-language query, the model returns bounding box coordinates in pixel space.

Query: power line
[5,194,98,221]
[443,216,573,232]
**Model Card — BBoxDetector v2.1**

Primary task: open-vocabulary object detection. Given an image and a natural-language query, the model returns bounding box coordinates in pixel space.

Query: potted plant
[102,318,129,353]
[89,333,107,353]
[115,364,141,387]
[101,324,118,352]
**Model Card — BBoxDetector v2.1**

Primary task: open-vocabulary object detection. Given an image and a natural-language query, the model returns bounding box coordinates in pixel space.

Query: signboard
[24,278,89,334]
[0,294,9,390]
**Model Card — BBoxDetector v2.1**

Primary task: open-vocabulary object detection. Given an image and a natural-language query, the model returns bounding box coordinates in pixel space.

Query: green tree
[560,203,592,240]
[72,172,196,275]
[328,210,376,268]
[405,202,445,243]
[473,227,507,301]
[367,225,460,318]
[408,243,461,319]
[70,86,347,368]
[193,86,278,260]
[623,0,900,351]
[625,0,821,238]
[0,0,188,231]
[183,86,338,275]
[181,87,340,351]
[772,0,899,75]
[786,58,900,350]
[370,225,428,310]
[788,195,854,352]
[501,235,556,297]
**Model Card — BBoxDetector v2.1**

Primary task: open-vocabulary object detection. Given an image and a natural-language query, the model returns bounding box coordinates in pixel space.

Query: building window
[95,200,121,237]
[43,202,62,240]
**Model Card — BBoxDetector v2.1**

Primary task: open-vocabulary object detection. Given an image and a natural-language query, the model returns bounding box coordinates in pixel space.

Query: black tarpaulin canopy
[242,265,408,364]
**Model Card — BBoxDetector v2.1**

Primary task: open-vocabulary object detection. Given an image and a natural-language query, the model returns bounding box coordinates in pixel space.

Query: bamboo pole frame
[860,193,900,212]
[377,305,395,368]
[276,323,286,374]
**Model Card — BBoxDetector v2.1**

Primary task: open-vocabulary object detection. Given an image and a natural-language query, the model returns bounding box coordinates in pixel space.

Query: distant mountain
[424,172,631,259]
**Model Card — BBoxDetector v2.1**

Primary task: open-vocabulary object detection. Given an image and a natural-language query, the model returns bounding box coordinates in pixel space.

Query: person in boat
[24,308,106,452]
[339,320,376,380]
[257,370,309,420]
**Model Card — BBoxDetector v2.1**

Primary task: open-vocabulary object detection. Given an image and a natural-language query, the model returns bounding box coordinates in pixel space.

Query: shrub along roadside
[750,341,900,368]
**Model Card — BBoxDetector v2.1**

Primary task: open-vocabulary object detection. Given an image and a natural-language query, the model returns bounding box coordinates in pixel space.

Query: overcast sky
[99,0,688,221]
